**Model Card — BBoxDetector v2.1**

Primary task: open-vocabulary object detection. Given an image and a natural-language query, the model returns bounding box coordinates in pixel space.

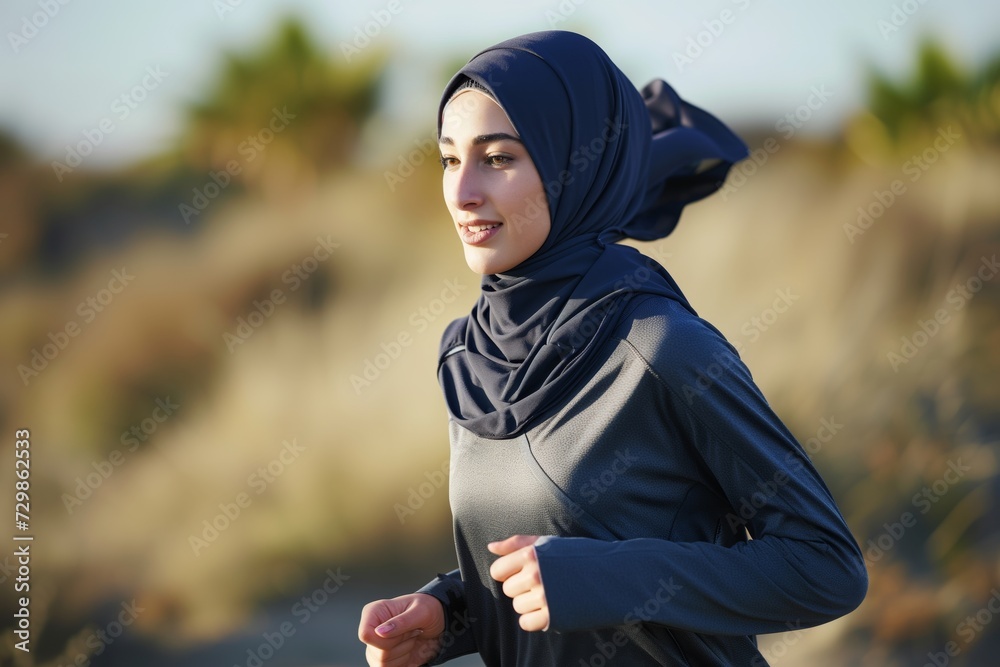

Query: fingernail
[376,622,395,635]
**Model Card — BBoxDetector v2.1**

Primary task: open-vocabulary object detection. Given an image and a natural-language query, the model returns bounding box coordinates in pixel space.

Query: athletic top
[417,293,868,666]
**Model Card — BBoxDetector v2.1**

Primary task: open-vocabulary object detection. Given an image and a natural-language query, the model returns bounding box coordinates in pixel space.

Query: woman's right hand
[358,593,446,667]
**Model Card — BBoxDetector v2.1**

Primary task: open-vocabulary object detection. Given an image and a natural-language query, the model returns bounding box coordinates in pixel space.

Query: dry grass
[1,133,998,662]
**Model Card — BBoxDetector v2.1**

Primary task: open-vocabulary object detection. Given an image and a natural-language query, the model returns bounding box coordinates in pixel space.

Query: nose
[445,161,484,211]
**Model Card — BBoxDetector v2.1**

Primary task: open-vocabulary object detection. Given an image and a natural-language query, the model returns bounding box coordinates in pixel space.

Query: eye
[440,155,458,169]
[486,154,512,167]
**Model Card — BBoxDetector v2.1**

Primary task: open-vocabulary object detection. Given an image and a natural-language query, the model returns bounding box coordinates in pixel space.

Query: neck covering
[437,30,748,438]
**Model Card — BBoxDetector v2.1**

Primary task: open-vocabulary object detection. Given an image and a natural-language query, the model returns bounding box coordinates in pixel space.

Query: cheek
[506,176,549,244]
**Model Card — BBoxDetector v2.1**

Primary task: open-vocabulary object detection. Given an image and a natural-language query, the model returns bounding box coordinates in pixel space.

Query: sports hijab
[437,30,748,438]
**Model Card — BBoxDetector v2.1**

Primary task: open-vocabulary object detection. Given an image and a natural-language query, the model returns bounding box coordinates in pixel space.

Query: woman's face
[439,90,551,275]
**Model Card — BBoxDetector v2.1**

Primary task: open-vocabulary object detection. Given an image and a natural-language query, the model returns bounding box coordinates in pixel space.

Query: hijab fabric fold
[437,31,748,438]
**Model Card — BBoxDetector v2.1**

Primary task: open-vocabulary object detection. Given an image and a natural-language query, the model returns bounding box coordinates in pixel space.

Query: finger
[360,602,401,647]
[365,634,420,666]
[373,604,432,640]
[363,632,419,658]
[489,543,539,583]
[518,608,550,633]
[489,551,519,583]
[502,564,543,599]
[487,534,539,556]
[511,586,547,616]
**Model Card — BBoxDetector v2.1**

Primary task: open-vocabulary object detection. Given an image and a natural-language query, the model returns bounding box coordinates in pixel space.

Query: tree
[180,17,386,194]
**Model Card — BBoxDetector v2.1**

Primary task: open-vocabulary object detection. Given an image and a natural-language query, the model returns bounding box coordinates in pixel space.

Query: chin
[463,248,510,275]
[464,261,501,276]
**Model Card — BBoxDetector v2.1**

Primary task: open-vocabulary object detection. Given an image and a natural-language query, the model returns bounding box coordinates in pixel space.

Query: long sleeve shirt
[417,294,868,666]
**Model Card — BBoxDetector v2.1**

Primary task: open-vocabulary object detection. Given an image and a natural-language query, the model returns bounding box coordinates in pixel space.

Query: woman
[359,30,867,666]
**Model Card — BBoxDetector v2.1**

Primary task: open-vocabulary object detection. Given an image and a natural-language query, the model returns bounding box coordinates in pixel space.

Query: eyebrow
[438,132,523,146]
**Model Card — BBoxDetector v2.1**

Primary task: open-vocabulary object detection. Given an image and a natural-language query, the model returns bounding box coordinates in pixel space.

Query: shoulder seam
[615,335,766,484]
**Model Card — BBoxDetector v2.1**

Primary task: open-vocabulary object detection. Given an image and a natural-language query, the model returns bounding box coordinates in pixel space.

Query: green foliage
[867,38,1000,142]
[970,51,1000,135]
[0,129,27,166]
[181,16,386,178]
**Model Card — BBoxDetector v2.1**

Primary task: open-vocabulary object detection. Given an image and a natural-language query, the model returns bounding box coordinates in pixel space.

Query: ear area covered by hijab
[436,31,749,439]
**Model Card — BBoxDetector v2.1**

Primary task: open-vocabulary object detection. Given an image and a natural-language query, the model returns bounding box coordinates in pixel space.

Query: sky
[1,0,998,169]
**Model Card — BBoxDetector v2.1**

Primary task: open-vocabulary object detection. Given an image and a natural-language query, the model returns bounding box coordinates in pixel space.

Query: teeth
[468,224,499,233]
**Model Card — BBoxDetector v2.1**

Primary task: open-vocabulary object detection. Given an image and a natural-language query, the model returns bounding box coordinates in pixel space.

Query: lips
[459,221,503,245]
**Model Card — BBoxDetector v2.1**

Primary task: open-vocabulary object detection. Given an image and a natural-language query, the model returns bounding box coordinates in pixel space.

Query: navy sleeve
[416,569,478,664]
[535,305,868,635]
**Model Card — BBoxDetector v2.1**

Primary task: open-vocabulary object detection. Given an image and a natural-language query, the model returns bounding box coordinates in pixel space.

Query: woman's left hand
[488,534,550,632]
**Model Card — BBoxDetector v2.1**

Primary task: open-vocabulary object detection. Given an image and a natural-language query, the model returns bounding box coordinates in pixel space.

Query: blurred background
[1,1,999,665]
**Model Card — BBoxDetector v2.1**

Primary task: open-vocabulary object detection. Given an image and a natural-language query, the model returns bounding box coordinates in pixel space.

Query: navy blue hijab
[437,31,748,438]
